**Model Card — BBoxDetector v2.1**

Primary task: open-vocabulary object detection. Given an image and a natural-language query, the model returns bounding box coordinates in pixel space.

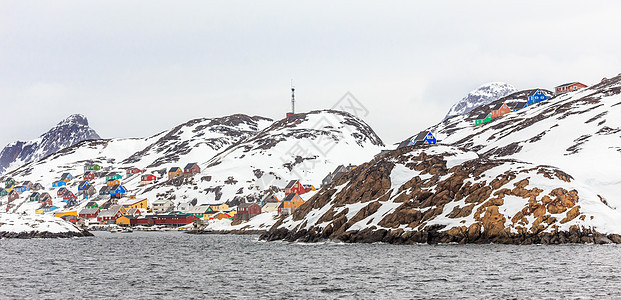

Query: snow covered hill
[263,75,621,244]
[0,114,101,174]
[0,110,384,215]
[444,82,517,120]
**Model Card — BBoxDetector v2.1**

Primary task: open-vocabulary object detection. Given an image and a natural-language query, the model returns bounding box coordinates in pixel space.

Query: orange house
[278,193,305,216]
[107,179,121,186]
[490,103,512,118]
[168,167,182,178]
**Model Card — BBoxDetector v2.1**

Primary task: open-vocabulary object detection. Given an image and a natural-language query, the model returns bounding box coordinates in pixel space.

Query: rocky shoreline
[186,229,267,235]
[0,230,94,239]
[260,226,621,245]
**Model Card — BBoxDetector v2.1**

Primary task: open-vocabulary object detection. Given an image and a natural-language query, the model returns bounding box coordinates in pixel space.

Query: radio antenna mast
[290,79,295,114]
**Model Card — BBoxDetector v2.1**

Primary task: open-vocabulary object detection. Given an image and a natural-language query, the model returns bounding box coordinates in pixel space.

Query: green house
[91,164,103,170]
[29,192,40,202]
[474,113,492,126]
[5,178,15,188]
[105,174,122,181]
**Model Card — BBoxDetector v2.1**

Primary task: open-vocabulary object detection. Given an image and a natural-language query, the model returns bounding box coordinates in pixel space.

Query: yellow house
[208,203,229,212]
[35,208,44,215]
[120,198,148,213]
[279,193,305,215]
[226,210,237,218]
[168,167,182,178]
[55,210,78,218]
[116,216,132,226]
[107,179,121,186]
[6,185,14,192]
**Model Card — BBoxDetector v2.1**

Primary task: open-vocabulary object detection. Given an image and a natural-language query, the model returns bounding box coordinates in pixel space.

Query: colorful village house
[212,212,232,220]
[105,174,122,181]
[262,202,280,213]
[32,183,44,191]
[116,216,134,226]
[5,178,15,188]
[168,167,182,178]
[555,82,587,95]
[106,179,120,186]
[410,131,437,146]
[183,163,201,176]
[474,113,492,126]
[278,193,305,216]
[8,190,19,202]
[22,181,34,189]
[14,185,28,193]
[84,171,96,180]
[187,205,211,219]
[63,191,78,207]
[236,203,262,221]
[78,207,100,219]
[84,163,103,171]
[119,198,147,212]
[284,180,306,196]
[490,102,512,118]
[260,194,279,207]
[78,181,90,191]
[0,188,8,196]
[39,192,52,203]
[208,203,229,212]
[81,185,97,200]
[99,185,112,196]
[29,192,40,202]
[52,180,66,187]
[60,173,73,182]
[110,185,128,198]
[152,199,175,213]
[527,89,550,104]
[126,167,146,175]
[140,174,157,185]
[84,201,100,209]
[57,187,68,197]
[97,205,123,224]
[509,101,528,112]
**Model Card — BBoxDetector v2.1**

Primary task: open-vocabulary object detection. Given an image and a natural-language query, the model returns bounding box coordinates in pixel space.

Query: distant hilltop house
[52,180,66,187]
[84,171,96,180]
[555,82,587,95]
[508,101,528,112]
[527,88,551,104]
[126,167,146,175]
[321,164,356,187]
[473,113,492,126]
[168,167,182,178]
[105,174,122,181]
[60,173,73,182]
[397,131,437,149]
[490,103,512,118]
[84,163,103,171]
[183,163,201,176]
[140,174,157,185]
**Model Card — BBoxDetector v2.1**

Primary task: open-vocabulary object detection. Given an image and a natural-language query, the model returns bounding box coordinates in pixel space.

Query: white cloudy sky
[1,1,621,148]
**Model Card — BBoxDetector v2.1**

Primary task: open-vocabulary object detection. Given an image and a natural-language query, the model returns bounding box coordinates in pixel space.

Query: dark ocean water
[1,231,621,299]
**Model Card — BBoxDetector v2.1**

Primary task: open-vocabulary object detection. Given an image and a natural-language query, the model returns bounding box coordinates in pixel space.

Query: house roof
[490,102,506,110]
[262,194,279,202]
[283,193,299,202]
[509,101,527,110]
[262,202,280,209]
[187,205,211,214]
[285,180,299,189]
[396,139,411,149]
[555,82,578,88]
[119,197,144,206]
[152,199,174,205]
[475,113,490,120]
[61,173,71,177]
[79,207,100,215]
[412,131,429,142]
[98,205,122,217]
[184,163,198,169]
[169,167,181,172]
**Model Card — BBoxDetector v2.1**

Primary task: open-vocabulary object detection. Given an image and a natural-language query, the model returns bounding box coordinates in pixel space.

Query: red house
[490,103,512,118]
[8,190,19,202]
[141,174,157,183]
[236,203,262,221]
[284,180,306,196]
[132,214,199,226]
[183,163,201,175]
[78,207,100,219]
[63,191,77,201]
[555,82,587,95]
[126,167,146,175]
[84,171,96,180]
[57,187,68,197]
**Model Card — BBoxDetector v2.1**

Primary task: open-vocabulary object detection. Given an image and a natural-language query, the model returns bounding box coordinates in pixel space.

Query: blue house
[52,181,67,187]
[42,206,59,213]
[14,186,29,193]
[110,185,128,197]
[527,89,549,104]
[78,181,90,191]
[397,131,437,148]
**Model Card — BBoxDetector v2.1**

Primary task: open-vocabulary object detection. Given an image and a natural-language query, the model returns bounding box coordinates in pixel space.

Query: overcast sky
[1,1,621,148]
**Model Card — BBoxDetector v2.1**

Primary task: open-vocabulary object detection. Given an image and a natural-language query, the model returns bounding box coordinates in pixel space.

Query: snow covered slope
[0,110,383,214]
[0,214,91,238]
[263,75,621,244]
[0,114,101,174]
[444,82,517,120]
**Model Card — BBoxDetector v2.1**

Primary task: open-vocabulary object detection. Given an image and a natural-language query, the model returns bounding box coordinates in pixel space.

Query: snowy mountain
[1,110,384,214]
[263,75,621,244]
[444,82,517,120]
[0,114,101,174]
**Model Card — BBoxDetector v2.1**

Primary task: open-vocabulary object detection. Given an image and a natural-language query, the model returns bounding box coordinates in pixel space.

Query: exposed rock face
[0,114,101,174]
[444,82,517,120]
[261,145,621,244]
[0,230,94,239]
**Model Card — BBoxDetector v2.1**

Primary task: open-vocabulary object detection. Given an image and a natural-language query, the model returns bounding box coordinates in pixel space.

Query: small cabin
[235,203,262,221]
[32,183,44,191]
[278,193,305,216]
[168,167,182,178]
[52,181,66,188]
[527,89,550,104]
[474,113,492,126]
[22,181,34,189]
[411,131,437,146]
[555,82,587,95]
[99,185,112,196]
[84,171,96,180]
[260,194,279,207]
[183,163,201,175]
[126,167,145,175]
[105,174,122,181]
[106,179,121,186]
[29,192,40,202]
[81,185,97,200]
[39,192,52,204]
[8,190,19,202]
[60,173,74,182]
[490,103,512,118]
[78,181,90,191]
[284,180,305,196]
[57,187,68,197]
[0,188,8,196]
[110,185,128,198]
[5,178,15,188]
[140,174,157,183]
[63,191,77,201]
